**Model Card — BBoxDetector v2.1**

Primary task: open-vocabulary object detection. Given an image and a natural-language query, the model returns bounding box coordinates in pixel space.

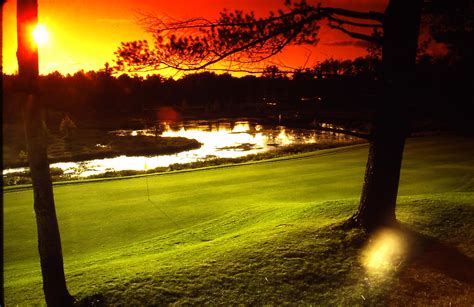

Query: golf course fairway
[4,136,474,305]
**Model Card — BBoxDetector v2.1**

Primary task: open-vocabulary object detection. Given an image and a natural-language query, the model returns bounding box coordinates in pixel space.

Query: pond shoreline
[3,131,202,169]
[3,118,366,185]
[3,140,366,186]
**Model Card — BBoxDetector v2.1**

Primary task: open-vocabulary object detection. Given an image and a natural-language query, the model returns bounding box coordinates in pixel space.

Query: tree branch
[328,24,382,44]
[113,65,284,75]
[115,3,386,73]
[319,7,384,22]
[327,15,383,28]
[161,14,320,71]
[141,9,313,33]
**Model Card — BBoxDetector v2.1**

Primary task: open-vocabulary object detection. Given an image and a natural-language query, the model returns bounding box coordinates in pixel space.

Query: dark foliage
[3,52,469,131]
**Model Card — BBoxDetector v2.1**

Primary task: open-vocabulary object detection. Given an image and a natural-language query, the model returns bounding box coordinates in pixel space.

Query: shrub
[60,114,77,136]
[49,167,64,176]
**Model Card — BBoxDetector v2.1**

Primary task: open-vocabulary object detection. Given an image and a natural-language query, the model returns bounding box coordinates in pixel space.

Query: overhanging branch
[327,15,383,28]
[160,14,321,71]
[141,9,314,33]
[116,3,386,73]
[328,24,382,44]
[319,7,384,22]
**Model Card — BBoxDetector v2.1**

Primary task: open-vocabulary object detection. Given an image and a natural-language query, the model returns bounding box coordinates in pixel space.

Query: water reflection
[4,120,354,177]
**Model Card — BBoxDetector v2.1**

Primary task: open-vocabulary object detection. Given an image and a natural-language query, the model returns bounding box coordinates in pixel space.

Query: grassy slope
[3,136,474,305]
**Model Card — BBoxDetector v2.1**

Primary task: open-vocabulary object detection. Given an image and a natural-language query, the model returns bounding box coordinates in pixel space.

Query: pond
[3,120,355,178]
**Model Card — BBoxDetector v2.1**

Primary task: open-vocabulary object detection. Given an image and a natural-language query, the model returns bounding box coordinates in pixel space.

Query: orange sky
[2,0,388,77]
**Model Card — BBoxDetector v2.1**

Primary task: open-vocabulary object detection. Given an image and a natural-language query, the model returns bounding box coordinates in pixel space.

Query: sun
[32,24,49,46]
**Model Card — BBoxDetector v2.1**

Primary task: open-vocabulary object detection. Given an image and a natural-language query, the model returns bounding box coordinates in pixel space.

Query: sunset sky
[2,0,388,77]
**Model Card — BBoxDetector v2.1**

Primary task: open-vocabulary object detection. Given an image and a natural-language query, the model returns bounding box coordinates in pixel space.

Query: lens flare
[362,228,407,277]
[32,24,49,46]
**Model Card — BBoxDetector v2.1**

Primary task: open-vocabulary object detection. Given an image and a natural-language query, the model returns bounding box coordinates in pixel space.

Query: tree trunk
[350,109,409,231]
[17,1,74,305]
[349,0,423,231]
[1,2,6,306]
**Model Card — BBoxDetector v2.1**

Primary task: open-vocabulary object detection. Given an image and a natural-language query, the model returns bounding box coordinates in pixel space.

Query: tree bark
[349,0,423,231]
[1,2,6,306]
[350,109,409,231]
[17,0,74,305]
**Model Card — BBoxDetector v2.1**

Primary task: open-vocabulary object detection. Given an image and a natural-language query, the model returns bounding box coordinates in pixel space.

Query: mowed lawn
[3,136,474,305]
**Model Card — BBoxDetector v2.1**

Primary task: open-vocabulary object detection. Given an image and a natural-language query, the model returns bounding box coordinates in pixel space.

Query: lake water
[3,120,354,177]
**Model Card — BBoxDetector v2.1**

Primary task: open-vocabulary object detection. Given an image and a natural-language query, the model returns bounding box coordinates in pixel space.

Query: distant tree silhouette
[59,113,77,137]
[262,65,288,79]
[16,0,74,305]
[114,0,435,231]
[2,55,384,128]
[423,0,473,129]
[424,0,473,64]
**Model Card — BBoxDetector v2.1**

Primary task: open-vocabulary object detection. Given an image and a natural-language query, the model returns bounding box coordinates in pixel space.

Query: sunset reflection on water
[4,120,353,177]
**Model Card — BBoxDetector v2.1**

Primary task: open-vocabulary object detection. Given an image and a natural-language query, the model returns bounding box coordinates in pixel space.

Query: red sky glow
[2,0,388,77]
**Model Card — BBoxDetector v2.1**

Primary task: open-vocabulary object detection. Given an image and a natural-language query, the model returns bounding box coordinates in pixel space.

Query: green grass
[3,136,474,305]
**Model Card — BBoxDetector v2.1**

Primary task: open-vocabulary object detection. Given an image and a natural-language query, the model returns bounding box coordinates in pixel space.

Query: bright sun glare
[32,24,49,46]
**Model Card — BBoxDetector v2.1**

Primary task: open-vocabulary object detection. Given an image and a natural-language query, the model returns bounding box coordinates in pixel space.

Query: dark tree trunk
[1,2,5,307]
[350,109,409,231]
[349,0,423,231]
[17,1,74,305]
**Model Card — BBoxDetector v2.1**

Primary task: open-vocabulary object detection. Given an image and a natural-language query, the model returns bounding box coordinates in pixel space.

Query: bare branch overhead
[327,15,383,28]
[318,7,385,22]
[115,0,385,73]
[328,24,382,44]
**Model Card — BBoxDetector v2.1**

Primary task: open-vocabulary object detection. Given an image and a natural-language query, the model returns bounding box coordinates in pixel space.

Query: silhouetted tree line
[3,53,471,130]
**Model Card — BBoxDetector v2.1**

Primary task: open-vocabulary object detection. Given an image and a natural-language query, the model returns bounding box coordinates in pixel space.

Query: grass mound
[3,136,474,305]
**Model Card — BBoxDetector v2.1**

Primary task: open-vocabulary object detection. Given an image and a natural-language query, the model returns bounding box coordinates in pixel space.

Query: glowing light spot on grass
[362,228,407,277]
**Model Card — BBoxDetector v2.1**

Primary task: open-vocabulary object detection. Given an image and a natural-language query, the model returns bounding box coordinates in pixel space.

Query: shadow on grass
[74,293,105,307]
[384,224,474,305]
[72,220,473,306]
[399,224,474,284]
[71,225,368,306]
